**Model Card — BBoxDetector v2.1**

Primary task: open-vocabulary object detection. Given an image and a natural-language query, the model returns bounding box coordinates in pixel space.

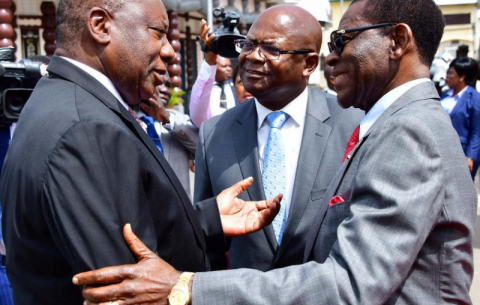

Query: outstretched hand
[73,224,179,305]
[217,177,282,238]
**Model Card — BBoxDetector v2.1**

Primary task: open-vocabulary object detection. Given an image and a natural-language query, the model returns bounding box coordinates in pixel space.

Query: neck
[453,83,467,96]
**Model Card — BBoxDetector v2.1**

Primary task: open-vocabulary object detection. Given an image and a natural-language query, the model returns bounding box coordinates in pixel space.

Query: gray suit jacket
[162,110,198,199]
[194,87,363,270]
[192,81,477,304]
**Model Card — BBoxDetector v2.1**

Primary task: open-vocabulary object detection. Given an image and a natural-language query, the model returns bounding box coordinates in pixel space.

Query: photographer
[189,19,237,127]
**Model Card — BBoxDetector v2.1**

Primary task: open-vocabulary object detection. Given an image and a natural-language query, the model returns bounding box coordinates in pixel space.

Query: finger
[139,103,151,114]
[123,223,156,262]
[82,282,125,303]
[222,177,253,197]
[257,198,281,227]
[73,264,134,286]
[255,193,283,210]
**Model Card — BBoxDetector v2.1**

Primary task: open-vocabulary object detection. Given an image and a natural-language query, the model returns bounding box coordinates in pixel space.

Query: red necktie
[342,125,360,163]
[127,107,147,133]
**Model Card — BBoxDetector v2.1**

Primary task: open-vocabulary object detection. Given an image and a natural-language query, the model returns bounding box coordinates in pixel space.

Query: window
[444,14,471,25]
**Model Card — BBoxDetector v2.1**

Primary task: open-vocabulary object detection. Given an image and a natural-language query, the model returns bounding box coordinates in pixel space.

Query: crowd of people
[0,0,477,304]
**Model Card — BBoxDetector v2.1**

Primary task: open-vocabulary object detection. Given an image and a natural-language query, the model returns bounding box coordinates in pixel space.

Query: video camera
[0,47,43,124]
[198,7,245,58]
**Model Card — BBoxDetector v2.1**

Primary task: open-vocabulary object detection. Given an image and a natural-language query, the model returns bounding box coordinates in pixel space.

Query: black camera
[199,8,245,58]
[0,47,43,124]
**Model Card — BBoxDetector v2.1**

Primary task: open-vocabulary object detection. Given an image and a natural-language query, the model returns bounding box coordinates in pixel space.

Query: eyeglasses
[234,39,312,60]
[328,22,397,55]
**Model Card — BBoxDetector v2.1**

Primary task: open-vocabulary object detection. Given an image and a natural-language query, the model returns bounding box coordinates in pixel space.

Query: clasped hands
[73,177,282,305]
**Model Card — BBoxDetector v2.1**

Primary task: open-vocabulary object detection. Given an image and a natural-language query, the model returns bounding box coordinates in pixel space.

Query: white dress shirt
[255,86,309,222]
[60,56,129,110]
[441,86,468,115]
[360,78,430,139]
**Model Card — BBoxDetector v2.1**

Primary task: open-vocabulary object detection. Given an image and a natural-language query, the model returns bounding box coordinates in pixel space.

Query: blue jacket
[441,85,480,161]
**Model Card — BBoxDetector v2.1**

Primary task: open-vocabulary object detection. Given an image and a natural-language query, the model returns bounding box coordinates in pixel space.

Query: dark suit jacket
[192,81,476,305]
[441,85,480,175]
[0,56,222,305]
[194,87,363,270]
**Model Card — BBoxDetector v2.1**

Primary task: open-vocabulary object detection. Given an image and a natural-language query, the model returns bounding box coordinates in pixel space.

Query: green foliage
[168,87,185,108]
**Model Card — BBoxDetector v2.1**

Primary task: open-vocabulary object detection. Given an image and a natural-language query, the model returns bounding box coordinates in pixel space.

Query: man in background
[194,5,362,271]
[324,64,337,96]
[137,72,198,198]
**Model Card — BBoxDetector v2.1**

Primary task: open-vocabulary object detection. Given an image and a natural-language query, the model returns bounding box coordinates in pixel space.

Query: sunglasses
[234,39,313,60]
[328,22,397,55]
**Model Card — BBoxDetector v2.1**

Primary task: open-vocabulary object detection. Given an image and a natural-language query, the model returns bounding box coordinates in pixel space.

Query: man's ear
[389,23,413,60]
[303,53,319,77]
[87,8,112,45]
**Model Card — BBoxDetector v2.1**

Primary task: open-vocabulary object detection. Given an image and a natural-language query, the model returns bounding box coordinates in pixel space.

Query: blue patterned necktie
[262,111,290,245]
[140,116,164,154]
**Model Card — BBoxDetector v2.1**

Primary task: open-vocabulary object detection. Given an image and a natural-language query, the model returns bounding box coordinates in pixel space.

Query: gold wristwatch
[168,272,195,305]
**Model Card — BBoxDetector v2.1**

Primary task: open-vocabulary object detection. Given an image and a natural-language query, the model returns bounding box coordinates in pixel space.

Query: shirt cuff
[198,60,217,80]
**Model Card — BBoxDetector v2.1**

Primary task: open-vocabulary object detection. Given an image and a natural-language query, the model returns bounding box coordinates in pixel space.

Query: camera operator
[189,19,238,127]
[0,50,48,305]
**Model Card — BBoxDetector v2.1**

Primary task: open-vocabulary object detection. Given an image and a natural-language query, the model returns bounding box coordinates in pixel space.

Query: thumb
[123,223,156,262]
[223,177,253,197]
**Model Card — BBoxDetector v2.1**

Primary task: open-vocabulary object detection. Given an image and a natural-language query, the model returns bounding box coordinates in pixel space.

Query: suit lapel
[47,56,207,252]
[232,100,278,250]
[277,88,332,259]
[303,81,439,261]
[449,87,471,118]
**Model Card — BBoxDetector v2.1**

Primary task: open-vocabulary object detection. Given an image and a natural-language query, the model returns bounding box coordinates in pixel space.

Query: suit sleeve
[41,120,158,274]
[164,110,199,155]
[189,60,216,127]
[465,90,480,159]
[191,122,228,253]
[191,113,452,304]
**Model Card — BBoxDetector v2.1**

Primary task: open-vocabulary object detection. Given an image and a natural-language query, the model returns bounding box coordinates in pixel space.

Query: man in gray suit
[194,5,362,271]
[138,72,197,198]
[75,0,477,304]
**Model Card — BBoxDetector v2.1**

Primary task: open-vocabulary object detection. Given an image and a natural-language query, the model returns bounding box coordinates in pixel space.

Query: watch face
[168,289,188,305]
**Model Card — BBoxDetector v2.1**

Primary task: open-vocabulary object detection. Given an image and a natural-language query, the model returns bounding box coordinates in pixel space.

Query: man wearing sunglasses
[74,0,476,304]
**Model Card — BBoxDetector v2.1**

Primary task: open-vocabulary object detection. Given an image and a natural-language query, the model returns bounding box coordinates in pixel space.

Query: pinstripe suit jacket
[192,81,477,305]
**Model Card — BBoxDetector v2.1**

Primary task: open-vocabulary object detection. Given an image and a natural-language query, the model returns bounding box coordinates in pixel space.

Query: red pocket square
[329,195,345,207]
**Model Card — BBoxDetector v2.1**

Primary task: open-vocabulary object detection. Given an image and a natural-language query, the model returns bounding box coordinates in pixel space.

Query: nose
[161,39,175,64]
[325,50,339,67]
[246,45,266,63]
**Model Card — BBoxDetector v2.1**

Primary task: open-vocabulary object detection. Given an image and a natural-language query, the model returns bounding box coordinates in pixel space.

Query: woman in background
[441,57,480,179]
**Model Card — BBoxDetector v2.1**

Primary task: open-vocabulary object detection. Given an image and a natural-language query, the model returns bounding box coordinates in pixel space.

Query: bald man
[193,4,362,271]
[0,0,282,304]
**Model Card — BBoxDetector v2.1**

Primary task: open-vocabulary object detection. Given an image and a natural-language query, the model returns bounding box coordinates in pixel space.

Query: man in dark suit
[0,0,280,304]
[194,5,362,271]
[75,0,476,304]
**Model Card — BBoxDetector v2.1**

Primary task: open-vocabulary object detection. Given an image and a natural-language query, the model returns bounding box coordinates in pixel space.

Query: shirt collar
[446,86,468,100]
[255,86,309,130]
[359,78,430,139]
[60,56,129,110]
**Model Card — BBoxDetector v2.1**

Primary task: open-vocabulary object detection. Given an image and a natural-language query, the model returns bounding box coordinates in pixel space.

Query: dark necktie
[216,83,228,109]
[140,116,164,154]
[342,125,360,163]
